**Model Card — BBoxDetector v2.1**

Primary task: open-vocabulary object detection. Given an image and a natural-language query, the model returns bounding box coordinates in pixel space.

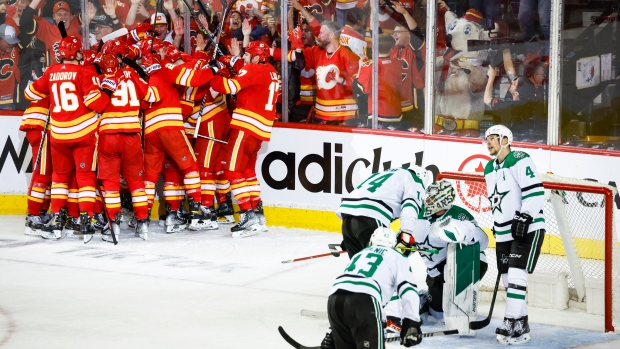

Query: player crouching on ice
[322,227,423,349]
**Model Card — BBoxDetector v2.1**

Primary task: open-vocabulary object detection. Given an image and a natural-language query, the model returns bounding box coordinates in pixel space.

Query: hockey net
[437,171,620,332]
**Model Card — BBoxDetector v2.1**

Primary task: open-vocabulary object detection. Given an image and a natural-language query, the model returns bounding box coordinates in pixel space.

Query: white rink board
[1,117,619,231]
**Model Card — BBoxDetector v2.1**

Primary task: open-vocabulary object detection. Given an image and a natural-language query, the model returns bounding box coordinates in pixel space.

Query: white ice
[1,215,619,349]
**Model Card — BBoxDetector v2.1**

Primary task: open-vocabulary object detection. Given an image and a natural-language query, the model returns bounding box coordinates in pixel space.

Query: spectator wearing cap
[149,12,173,43]
[0,23,21,110]
[20,0,83,66]
[89,14,118,44]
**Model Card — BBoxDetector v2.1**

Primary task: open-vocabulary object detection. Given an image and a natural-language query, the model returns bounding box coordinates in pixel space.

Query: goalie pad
[430,216,474,243]
[443,242,481,336]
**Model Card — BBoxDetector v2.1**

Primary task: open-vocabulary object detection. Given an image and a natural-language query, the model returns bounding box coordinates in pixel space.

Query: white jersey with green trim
[416,205,489,278]
[484,150,546,243]
[329,246,421,321]
[337,168,426,232]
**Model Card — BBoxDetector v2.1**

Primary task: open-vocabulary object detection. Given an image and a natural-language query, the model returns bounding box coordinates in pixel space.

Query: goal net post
[436,171,620,332]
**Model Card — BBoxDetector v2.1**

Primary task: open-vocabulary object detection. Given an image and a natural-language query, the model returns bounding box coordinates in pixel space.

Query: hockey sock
[225,171,252,211]
[215,177,231,204]
[75,171,97,216]
[67,173,79,218]
[102,190,121,221]
[27,180,48,215]
[182,170,202,204]
[505,267,528,319]
[144,181,156,208]
[163,182,184,211]
[199,169,215,207]
[126,179,148,220]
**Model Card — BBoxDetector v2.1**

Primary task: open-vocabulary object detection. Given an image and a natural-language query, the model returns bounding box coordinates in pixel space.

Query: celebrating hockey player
[483,125,546,345]
[210,40,280,237]
[25,36,110,239]
[336,166,431,258]
[324,227,423,349]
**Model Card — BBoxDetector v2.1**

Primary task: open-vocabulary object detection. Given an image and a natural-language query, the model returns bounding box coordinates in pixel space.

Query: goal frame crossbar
[437,171,616,332]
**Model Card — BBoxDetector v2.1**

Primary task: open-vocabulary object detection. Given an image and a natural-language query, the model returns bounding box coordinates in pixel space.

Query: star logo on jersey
[488,184,509,214]
[415,235,444,263]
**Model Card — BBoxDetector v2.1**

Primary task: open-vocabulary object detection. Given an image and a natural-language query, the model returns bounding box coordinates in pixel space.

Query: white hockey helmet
[423,179,456,217]
[484,124,513,146]
[369,227,397,248]
[409,166,432,188]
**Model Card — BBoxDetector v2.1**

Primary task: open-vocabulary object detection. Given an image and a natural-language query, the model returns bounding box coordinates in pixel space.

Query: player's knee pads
[52,171,72,184]
[125,179,145,192]
[75,171,96,187]
[507,267,528,287]
[100,179,121,192]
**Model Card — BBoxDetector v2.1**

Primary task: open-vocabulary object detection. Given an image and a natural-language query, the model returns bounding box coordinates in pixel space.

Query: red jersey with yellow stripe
[161,59,216,87]
[99,68,155,134]
[20,98,50,132]
[357,57,406,120]
[210,62,279,141]
[301,45,359,121]
[25,64,109,142]
[143,72,185,137]
[181,84,229,127]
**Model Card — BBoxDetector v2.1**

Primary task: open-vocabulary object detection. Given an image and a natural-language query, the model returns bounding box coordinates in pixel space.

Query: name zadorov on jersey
[49,72,78,81]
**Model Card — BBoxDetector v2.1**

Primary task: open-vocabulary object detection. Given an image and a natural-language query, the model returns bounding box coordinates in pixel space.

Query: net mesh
[440,171,620,330]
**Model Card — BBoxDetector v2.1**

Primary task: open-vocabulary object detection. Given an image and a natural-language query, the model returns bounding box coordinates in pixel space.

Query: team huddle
[20,23,279,243]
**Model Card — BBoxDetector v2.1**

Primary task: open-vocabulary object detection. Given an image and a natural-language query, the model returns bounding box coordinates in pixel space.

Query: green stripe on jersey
[522,191,543,200]
[340,204,392,221]
[399,286,419,298]
[507,292,526,300]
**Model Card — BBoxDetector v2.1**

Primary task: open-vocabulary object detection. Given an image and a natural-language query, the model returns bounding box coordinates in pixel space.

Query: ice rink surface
[1,215,619,349]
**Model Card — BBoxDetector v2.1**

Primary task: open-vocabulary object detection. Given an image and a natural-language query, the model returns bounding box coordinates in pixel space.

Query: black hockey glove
[511,211,532,241]
[320,329,335,349]
[340,240,347,252]
[400,318,422,347]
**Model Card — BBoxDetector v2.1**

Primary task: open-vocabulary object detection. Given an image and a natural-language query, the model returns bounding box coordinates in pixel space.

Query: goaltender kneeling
[322,227,423,349]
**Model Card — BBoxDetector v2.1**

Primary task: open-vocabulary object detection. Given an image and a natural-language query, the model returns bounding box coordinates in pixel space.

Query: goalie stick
[469,273,501,330]
[278,326,458,349]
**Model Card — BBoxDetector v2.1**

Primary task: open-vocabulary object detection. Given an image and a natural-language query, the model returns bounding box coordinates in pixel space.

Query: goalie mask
[369,227,396,248]
[423,179,456,217]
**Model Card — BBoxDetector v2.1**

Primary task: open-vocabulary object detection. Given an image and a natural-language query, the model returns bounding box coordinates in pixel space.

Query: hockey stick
[469,273,501,330]
[328,243,344,257]
[177,0,225,57]
[58,21,67,38]
[327,243,439,256]
[281,250,345,263]
[184,131,228,144]
[94,181,117,245]
[102,28,129,43]
[278,326,458,349]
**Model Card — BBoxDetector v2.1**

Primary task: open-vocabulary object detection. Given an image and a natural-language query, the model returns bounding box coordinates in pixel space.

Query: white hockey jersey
[329,246,421,321]
[484,151,546,243]
[416,205,488,278]
[337,168,426,232]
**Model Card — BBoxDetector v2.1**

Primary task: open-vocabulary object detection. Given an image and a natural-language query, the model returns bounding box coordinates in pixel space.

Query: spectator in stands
[125,0,156,30]
[21,0,84,66]
[339,6,366,59]
[0,23,20,110]
[519,0,551,57]
[88,13,118,45]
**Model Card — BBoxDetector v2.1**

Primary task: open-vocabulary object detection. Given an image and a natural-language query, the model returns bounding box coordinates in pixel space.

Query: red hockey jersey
[143,72,185,136]
[390,41,425,112]
[357,57,406,120]
[20,98,50,132]
[33,16,82,66]
[0,47,20,106]
[25,64,109,142]
[300,45,359,121]
[211,62,279,141]
[99,68,156,134]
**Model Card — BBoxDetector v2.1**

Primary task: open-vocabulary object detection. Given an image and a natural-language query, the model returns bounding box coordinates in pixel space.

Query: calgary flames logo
[316,64,340,90]
[456,154,492,213]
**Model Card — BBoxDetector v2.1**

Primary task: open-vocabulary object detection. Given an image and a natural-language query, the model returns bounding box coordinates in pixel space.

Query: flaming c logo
[456,154,492,212]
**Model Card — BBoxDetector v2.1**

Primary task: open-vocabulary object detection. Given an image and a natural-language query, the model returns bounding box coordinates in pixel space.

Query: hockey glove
[340,240,347,252]
[511,211,532,241]
[100,78,117,97]
[400,318,422,347]
[320,328,335,349]
[208,59,225,75]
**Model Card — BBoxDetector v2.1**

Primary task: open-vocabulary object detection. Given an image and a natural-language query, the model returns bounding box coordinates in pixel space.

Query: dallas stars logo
[415,234,444,263]
[488,184,509,214]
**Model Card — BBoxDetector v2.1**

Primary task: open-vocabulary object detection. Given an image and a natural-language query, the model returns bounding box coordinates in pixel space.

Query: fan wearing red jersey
[210,40,280,237]
[20,98,52,236]
[25,36,110,240]
[290,21,360,125]
[97,54,154,242]
[356,34,408,129]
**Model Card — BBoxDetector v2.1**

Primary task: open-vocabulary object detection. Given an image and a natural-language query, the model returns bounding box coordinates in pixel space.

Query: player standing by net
[483,125,546,345]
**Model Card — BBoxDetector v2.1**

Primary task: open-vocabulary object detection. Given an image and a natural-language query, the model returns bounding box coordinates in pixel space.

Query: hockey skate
[80,212,96,244]
[135,219,148,241]
[255,201,268,232]
[496,317,516,345]
[215,193,235,224]
[188,204,218,231]
[102,213,121,244]
[41,209,66,240]
[231,210,260,238]
[386,316,402,333]
[63,216,81,238]
[92,212,110,235]
[122,207,137,229]
[510,316,530,345]
[165,209,188,233]
[24,214,44,236]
